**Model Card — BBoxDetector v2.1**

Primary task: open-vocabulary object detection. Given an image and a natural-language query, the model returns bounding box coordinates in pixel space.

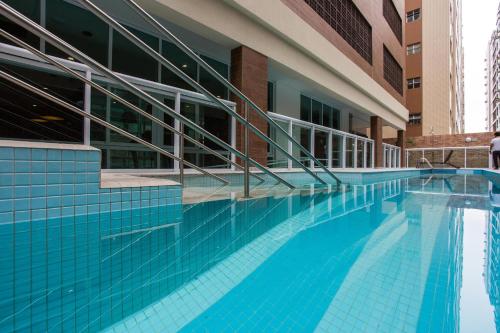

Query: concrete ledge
[0,140,99,151]
[101,173,180,188]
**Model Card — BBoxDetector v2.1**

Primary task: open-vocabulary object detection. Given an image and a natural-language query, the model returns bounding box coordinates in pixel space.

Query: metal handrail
[82,0,340,186]
[0,28,266,184]
[0,70,231,185]
[0,1,295,190]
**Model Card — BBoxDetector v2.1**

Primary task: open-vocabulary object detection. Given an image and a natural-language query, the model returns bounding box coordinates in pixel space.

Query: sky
[463,0,498,133]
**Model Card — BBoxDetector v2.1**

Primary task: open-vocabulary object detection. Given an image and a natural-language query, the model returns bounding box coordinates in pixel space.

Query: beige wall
[138,0,409,130]
[421,0,451,135]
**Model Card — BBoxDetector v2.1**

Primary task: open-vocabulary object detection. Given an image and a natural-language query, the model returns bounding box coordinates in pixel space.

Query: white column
[310,126,315,169]
[83,70,91,146]
[363,141,367,168]
[342,135,347,168]
[353,137,358,168]
[173,92,181,170]
[231,106,237,171]
[327,131,332,169]
[288,120,293,170]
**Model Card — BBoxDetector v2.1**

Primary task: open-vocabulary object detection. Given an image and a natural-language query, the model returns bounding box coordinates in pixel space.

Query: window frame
[407,77,421,89]
[406,8,421,23]
[406,42,422,55]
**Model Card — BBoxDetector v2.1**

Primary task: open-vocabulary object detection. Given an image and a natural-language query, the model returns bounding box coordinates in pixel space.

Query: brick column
[370,116,383,168]
[397,130,406,167]
[230,46,268,166]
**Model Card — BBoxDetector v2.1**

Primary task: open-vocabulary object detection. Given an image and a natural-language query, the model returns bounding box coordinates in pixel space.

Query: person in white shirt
[490,132,500,170]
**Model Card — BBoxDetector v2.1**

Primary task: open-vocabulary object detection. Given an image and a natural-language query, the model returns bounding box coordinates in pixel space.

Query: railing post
[353,137,358,168]
[173,92,181,171]
[288,120,293,170]
[342,135,347,168]
[363,141,367,168]
[83,69,91,145]
[179,122,184,185]
[310,126,315,169]
[327,131,332,169]
[244,103,250,198]
[231,105,236,171]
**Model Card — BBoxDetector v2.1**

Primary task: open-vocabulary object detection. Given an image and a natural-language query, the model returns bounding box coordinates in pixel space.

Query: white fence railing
[267,112,378,169]
[383,143,401,168]
[406,146,491,168]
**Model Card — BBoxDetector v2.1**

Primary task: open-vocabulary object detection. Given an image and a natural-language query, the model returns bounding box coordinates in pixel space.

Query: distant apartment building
[486,5,500,132]
[405,0,464,136]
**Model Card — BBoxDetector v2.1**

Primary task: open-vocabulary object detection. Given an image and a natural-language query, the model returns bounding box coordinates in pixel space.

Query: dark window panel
[199,55,229,99]
[0,0,40,49]
[267,82,274,112]
[113,25,159,82]
[109,150,157,169]
[300,95,311,122]
[161,41,197,91]
[323,104,332,128]
[311,99,322,125]
[0,63,84,142]
[46,0,108,65]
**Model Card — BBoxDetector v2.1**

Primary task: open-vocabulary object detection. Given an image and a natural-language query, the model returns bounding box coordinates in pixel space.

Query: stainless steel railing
[0,70,231,185]
[85,0,341,186]
[0,28,266,185]
[0,1,299,194]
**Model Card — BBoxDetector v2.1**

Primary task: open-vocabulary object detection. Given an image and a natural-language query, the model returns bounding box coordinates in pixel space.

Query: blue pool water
[1,173,499,332]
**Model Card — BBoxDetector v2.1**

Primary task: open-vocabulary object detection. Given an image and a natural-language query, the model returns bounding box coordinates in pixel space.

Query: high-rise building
[405,0,464,136]
[0,0,410,169]
[486,5,500,132]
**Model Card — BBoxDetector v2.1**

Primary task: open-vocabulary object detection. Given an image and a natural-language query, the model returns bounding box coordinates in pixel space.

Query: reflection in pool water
[1,174,499,332]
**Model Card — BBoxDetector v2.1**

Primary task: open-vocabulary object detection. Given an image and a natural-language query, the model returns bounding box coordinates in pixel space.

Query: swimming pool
[1,173,499,332]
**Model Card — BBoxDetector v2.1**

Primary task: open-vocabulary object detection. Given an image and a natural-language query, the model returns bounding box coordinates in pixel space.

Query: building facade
[405,0,464,137]
[486,5,500,132]
[0,0,409,169]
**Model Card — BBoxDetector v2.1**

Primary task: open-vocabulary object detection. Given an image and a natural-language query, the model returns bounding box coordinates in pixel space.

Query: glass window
[161,41,197,91]
[345,137,355,168]
[331,134,343,168]
[162,98,175,146]
[199,104,230,147]
[292,125,310,168]
[314,130,328,167]
[90,85,107,142]
[407,77,421,89]
[267,82,275,112]
[332,108,340,129]
[311,99,322,125]
[113,25,159,81]
[357,140,365,168]
[0,63,84,143]
[199,55,229,99]
[300,95,311,122]
[110,150,157,169]
[406,9,421,22]
[0,0,40,48]
[407,42,422,55]
[46,0,108,65]
[409,113,422,124]
[322,105,332,128]
[109,88,153,143]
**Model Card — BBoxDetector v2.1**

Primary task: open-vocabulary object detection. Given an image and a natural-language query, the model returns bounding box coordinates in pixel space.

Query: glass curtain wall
[0,0,232,170]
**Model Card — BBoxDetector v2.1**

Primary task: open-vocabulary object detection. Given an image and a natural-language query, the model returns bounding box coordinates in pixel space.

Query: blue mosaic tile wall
[0,146,182,224]
[0,145,183,332]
